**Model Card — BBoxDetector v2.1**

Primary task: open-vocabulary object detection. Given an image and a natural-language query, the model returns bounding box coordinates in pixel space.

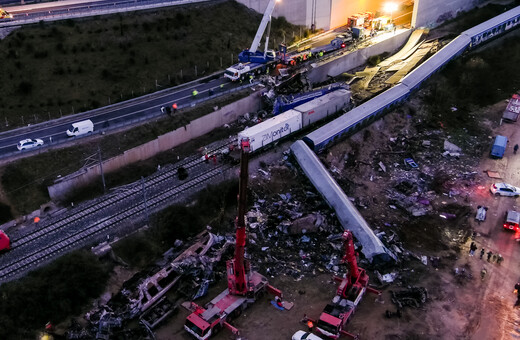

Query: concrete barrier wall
[307,30,412,84]
[48,92,263,200]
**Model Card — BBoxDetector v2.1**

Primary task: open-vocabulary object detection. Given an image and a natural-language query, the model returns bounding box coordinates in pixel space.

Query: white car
[292,330,323,340]
[17,138,44,151]
[490,183,520,197]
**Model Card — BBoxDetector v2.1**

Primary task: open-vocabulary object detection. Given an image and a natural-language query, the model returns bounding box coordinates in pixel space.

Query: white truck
[237,110,302,152]
[224,62,270,82]
[66,119,94,137]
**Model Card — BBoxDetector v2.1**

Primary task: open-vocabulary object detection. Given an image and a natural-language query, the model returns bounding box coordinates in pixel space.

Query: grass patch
[438,2,520,33]
[1,91,247,214]
[0,0,302,130]
[0,250,111,339]
[416,33,520,146]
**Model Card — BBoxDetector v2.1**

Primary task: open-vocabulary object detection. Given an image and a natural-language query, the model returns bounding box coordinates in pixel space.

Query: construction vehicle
[225,0,278,81]
[225,0,354,81]
[306,231,379,339]
[184,139,282,339]
[0,8,13,19]
[347,12,373,28]
[238,0,278,63]
[0,230,10,252]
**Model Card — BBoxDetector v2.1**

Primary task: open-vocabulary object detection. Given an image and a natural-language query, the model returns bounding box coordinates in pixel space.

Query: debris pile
[66,231,231,339]
[243,178,358,281]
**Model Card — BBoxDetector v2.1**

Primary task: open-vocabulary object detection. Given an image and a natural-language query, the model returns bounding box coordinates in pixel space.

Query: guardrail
[1,82,256,160]
[0,0,211,28]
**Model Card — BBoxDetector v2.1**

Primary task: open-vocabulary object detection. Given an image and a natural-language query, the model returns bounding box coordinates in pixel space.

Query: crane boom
[341,230,360,282]
[226,139,251,295]
[249,0,277,53]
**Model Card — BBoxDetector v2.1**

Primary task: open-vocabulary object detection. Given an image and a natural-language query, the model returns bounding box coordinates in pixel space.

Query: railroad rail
[0,140,234,283]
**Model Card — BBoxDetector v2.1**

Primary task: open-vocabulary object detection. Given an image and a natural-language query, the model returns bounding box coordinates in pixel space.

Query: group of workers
[160,83,227,115]
[191,83,225,98]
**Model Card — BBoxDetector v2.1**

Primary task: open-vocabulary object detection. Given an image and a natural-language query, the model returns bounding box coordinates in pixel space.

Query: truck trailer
[237,110,302,152]
[502,94,520,122]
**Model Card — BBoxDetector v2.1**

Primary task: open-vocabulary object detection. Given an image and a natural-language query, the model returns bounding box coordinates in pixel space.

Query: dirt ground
[148,89,520,340]
[63,3,520,337]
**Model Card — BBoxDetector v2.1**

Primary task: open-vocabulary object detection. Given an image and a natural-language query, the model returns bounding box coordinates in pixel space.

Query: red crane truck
[308,231,380,339]
[184,139,282,340]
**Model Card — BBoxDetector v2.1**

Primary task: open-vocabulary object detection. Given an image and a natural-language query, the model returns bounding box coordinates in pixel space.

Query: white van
[66,119,94,137]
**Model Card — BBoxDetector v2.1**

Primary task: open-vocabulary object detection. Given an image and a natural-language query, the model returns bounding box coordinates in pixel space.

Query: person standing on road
[487,250,493,262]
[514,144,519,154]
[469,242,477,256]
[497,254,504,265]
[515,283,520,307]
[480,248,485,259]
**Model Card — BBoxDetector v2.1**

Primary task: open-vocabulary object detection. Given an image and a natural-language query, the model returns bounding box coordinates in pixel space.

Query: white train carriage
[303,84,409,153]
[400,35,470,92]
[463,6,520,49]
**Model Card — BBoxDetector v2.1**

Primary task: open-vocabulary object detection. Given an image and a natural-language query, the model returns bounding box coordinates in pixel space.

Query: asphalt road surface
[0,75,233,157]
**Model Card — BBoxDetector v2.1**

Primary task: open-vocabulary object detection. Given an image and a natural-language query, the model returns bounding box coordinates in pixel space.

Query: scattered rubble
[390,286,428,309]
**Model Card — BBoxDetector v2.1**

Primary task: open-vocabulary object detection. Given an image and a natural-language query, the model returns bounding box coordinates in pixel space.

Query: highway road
[1,0,198,22]
[0,75,236,157]
[0,0,414,158]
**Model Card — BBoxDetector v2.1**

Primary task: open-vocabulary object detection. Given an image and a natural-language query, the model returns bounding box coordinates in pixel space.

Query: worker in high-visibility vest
[192,89,198,97]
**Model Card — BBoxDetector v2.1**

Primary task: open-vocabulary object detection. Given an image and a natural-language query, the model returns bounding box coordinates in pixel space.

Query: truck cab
[504,210,520,231]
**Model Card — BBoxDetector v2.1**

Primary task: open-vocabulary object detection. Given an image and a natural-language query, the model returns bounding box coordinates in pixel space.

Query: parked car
[17,138,44,151]
[490,183,520,197]
[504,210,520,231]
[292,331,323,340]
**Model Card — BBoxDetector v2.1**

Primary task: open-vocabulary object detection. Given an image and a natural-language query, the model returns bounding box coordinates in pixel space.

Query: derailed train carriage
[237,88,352,151]
[303,5,520,153]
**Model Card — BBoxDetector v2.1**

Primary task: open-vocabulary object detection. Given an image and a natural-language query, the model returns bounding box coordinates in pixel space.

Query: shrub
[17,80,33,95]
[0,251,110,339]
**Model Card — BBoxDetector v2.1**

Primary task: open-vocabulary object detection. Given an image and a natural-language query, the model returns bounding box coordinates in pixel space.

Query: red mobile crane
[184,139,282,340]
[308,231,380,339]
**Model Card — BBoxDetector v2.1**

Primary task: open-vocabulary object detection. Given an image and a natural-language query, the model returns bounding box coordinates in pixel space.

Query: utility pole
[98,146,106,194]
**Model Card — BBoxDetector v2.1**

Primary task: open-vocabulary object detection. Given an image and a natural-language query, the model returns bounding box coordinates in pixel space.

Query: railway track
[0,140,234,283]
